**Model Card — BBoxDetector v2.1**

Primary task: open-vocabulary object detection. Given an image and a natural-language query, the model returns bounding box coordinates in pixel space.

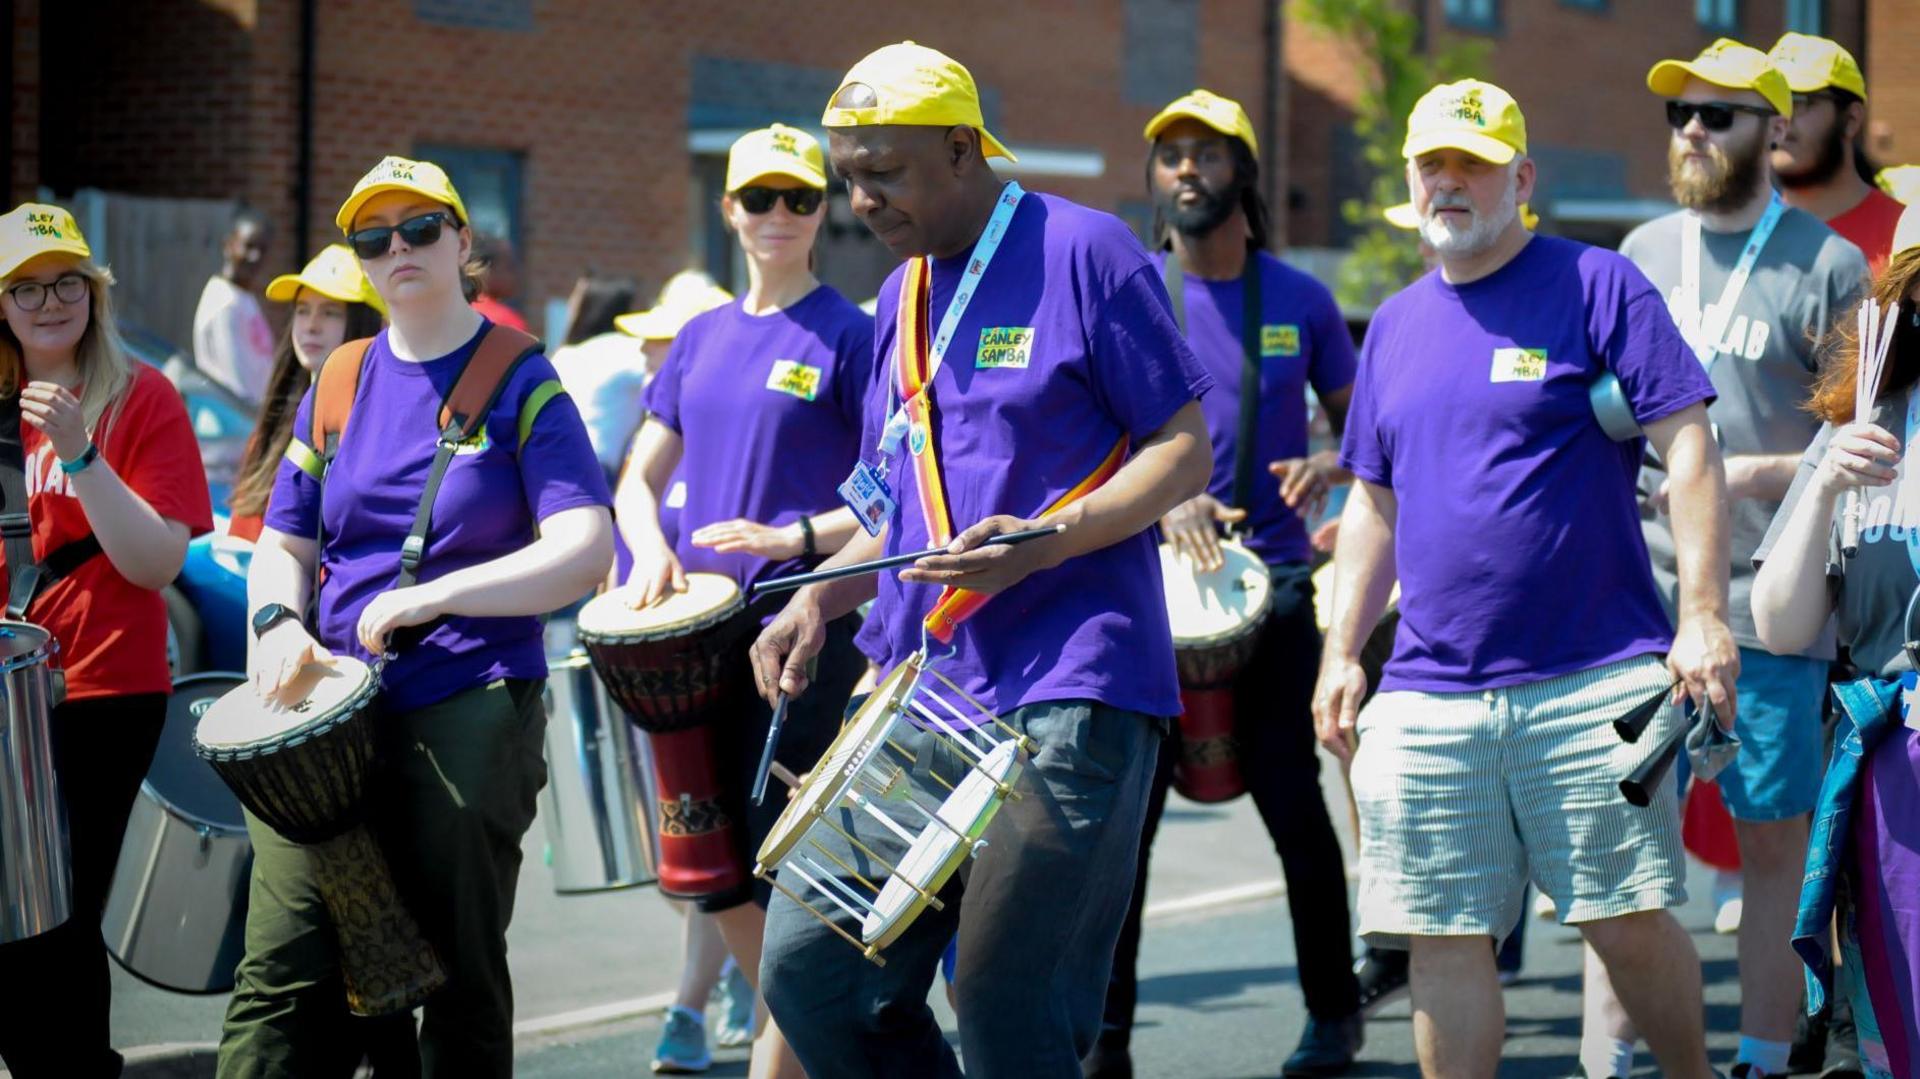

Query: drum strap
[1160,250,1264,514]
[0,393,105,619]
[897,258,1130,643]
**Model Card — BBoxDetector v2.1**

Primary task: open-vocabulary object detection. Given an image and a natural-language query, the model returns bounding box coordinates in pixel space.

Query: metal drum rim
[577,578,748,646]
[191,675,381,763]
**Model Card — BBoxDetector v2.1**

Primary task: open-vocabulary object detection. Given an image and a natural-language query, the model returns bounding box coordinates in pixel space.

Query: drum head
[195,658,374,751]
[1310,560,1401,634]
[579,575,743,640]
[863,740,1022,949]
[757,657,921,868]
[1160,541,1272,649]
[0,620,51,663]
[149,674,248,827]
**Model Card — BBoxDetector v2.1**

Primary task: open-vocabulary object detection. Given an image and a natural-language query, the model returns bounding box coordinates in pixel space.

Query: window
[414,144,525,255]
[1696,0,1739,31]
[1123,0,1198,106]
[1444,0,1500,30]
[415,0,532,31]
[1561,0,1607,10]
[1785,0,1824,33]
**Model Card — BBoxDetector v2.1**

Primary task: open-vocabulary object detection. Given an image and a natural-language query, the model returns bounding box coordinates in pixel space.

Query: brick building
[3,0,1913,345]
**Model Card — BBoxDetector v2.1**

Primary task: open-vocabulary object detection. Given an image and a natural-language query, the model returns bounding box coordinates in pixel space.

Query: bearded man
[1768,32,1905,272]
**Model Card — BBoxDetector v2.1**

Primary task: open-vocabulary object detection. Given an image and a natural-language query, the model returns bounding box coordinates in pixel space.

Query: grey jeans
[760,696,1166,1078]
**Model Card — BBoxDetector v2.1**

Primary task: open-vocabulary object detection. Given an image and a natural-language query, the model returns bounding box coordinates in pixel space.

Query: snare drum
[103,673,251,994]
[1160,541,1272,803]
[757,652,1033,962]
[194,658,446,1016]
[578,577,751,900]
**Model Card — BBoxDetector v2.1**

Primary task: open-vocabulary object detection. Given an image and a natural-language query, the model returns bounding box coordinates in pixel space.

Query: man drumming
[749,41,1214,1079]
[1626,40,1868,1079]
[1314,79,1737,1078]
[1088,88,1362,1079]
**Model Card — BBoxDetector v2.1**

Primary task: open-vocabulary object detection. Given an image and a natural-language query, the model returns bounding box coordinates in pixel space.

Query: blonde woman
[0,202,214,1077]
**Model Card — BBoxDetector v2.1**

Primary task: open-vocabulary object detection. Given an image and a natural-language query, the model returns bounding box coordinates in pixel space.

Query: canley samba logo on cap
[366,156,415,184]
[1444,87,1488,128]
[770,130,801,158]
[21,209,74,241]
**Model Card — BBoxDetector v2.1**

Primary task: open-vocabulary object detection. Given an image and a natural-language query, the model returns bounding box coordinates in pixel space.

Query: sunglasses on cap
[5,273,88,313]
[347,211,459,260]
[1665,100,1776,133]
[735,187,824,216]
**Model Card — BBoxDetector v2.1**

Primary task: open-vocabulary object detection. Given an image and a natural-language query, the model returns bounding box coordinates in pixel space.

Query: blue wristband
[57,443,99,475]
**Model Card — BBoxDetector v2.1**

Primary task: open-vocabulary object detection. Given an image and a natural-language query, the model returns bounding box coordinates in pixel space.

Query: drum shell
[580,614,751,733]
[103,672,253,993]
[1174,629,1263,690]
[200,705,376,845]
[539,639,660,894]
[0,628,69,945]
[648,725,744,901]
[1174,687,1245,803]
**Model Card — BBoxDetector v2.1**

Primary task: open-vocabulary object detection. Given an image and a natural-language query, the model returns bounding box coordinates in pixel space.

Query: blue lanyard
[1680,192,1784,370]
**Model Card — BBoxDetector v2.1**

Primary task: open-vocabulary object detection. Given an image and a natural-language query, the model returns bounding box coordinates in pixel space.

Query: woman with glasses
[1753,206,1920,1079]
[227,244,385,542]
[218,157,614,1078]
[615,124,873,1076]
[0,203,214,1078]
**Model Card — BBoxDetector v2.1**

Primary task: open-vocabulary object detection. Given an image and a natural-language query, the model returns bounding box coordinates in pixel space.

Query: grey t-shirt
[1622,206,1868,657]
[1754,391,1920,678]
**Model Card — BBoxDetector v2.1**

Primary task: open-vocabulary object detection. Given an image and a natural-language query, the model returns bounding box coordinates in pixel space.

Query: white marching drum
[755,652,1033,963]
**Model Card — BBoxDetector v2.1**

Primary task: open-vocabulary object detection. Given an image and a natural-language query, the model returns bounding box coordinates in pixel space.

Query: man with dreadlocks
[1084,89,1364,1079]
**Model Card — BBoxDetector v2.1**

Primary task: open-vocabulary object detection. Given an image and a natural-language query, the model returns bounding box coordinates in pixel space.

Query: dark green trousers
[217,678,547,1079]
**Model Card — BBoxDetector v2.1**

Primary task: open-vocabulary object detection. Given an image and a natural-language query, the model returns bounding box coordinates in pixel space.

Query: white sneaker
[1533,891,1557,920]
[1714,896,1743,935]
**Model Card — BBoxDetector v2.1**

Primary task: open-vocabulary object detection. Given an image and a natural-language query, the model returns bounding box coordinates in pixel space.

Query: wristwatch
[251,603,299,640]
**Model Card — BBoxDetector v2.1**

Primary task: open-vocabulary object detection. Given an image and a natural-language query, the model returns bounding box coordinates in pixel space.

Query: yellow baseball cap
[1403,80,1527,164]
[1767,33,1867,100]
[614,271,735,341]
[1878,164,1920,205]
[821,42,1016,162]
[265,244,386,315]
[1143,89,1259,159]
[1386,200,1539,230]
[1647,38,1793,118]
[725,124,827,192]
[334,155,470,234]
[0,202,91,281]
[1893,203,1920,262]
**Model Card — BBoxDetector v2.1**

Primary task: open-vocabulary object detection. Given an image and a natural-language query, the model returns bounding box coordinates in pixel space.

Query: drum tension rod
[761,872,886,967]
[925,666,1039,754]
[807,839,884,897]
[820,813,946,912]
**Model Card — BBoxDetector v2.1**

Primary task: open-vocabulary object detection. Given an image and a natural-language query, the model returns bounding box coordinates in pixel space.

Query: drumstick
[749,524,1067,596]
[752,692,791,806]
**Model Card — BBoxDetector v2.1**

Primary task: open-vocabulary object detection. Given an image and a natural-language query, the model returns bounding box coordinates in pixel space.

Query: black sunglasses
[1666,100,1776,132]
[347,211,458,260]
[5,273,88,312]
[735,187,824,216]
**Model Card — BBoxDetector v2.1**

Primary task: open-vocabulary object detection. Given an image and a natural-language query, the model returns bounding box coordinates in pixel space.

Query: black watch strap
[251,602,299,639]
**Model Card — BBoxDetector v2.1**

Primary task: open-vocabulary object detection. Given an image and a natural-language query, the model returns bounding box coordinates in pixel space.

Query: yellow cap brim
[0,239,91,282]
[729,162,828,192]
[1144,108,1238,145]
[265,273,362,306]
[1403,128,1518,166]
[614,308,683,341]
[1383,203,1420,230]
[334,182,467,234]
[1648,59,1792,115]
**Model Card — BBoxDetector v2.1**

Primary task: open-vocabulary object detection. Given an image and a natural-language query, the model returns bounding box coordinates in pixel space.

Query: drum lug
[196,824,215,853]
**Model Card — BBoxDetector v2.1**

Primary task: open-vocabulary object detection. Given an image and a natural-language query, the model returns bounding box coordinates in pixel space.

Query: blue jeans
[760,697,1166,1079]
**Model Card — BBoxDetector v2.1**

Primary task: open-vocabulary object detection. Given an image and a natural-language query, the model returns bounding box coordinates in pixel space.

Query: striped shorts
[1350,654,1687,947]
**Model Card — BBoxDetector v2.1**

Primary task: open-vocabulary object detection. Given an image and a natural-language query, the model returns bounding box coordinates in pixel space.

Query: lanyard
[1680,192,1783,370]
[1901,388,1920,581]
[877,181,1026,464]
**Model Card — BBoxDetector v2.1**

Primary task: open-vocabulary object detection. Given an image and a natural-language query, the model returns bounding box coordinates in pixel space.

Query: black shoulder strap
[1162,250,1265,514]
[0,395,104,619]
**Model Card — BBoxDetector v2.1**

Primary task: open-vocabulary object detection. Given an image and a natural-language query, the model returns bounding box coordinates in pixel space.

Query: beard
[1157,179,1241,238]
[1775,117,1851,190]
[1669,128,1768,212]
[1420,178,1518,257]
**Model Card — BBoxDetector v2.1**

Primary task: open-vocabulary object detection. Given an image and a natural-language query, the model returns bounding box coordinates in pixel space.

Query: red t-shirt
[470,296,530,332]
[0,365,215,699]
[1828,187,1907,276]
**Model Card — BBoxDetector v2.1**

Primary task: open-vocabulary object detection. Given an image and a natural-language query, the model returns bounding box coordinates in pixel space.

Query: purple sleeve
[1337,329,1391,487]
[832,311,879,433]
[1604,287,1717,426]
[263,388,320,537]
[861,274,905,464]
[642,330,692,435]
[1305,282,1357,397]
[1089,265,1214,440]
[514,360,615,522]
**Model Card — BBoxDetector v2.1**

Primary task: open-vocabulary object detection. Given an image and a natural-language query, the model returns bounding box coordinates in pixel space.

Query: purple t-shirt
[1338,235,1714,693]
[643,286,875,602]
[267,323,612,712]
[1152,250,1356,566]
[855,192,1214,718]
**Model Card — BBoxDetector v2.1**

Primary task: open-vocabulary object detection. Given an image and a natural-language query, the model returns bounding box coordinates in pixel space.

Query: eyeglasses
[1666,100,1776,132]
[1791,91,1842,111]
[5,273,88,312]
[346,211,458,260]
[735,187,824,215]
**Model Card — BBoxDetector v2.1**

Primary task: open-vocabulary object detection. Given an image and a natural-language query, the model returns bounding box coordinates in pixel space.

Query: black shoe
[1354,948,1410,1018]
[1081,1030,1131,1079]
[1823,994,1863,1076]
[1793,1004,1831,1073]
[1282,1013,1363,1077]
